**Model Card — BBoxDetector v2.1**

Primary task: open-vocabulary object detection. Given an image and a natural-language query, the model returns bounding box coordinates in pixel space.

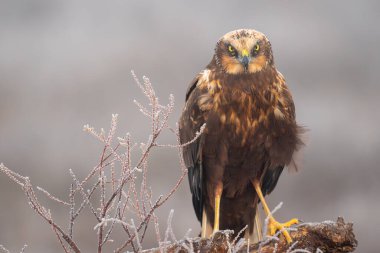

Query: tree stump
[146,217,357,253]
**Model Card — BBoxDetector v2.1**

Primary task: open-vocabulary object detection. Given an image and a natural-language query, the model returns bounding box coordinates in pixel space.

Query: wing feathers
[180,73,207,222]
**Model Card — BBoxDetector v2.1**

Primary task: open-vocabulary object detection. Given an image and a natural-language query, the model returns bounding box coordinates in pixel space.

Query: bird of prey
[179,29,303,242]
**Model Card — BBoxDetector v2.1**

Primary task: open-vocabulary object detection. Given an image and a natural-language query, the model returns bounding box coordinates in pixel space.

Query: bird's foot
[267,217,298,243]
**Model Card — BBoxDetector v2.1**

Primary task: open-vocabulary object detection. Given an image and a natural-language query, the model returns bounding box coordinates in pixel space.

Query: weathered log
[145,217,357,253]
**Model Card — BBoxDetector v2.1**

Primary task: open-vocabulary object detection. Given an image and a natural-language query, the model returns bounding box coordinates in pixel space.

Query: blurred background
[0,0,379,252]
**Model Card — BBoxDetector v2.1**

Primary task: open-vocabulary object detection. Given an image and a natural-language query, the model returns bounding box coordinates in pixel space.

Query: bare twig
[36,186,70,206]
[68,183,75,238]
[0,72,205,253]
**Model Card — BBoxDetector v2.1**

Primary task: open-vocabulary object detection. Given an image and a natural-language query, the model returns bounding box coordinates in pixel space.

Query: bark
[145,217,357,253]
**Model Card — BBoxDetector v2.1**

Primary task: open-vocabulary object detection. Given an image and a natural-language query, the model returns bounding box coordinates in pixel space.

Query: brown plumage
[179,29,303,241]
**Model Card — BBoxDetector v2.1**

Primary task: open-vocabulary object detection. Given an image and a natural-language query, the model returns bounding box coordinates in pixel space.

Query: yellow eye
[228,45,235,53]
[254,44,260,51]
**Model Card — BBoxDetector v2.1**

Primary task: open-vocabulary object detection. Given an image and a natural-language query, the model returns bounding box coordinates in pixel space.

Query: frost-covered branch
[0,72,205,253]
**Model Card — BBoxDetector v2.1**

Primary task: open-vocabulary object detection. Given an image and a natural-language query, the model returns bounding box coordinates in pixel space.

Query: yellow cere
[241,49,249,57]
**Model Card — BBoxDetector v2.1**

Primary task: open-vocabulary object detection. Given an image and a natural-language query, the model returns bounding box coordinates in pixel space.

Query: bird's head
[215,29,274,75]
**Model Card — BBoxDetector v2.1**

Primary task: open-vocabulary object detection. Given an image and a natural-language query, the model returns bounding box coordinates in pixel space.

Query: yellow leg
[213,182,223,232]
[201,206,208,238]
[201,206,213,238]
[255,209,263,241]
[252,179,298,243]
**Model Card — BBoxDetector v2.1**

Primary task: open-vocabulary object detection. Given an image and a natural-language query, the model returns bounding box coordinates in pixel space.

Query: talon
[252,179,299,244]
[282,218,299,228]
[267,217,299,243]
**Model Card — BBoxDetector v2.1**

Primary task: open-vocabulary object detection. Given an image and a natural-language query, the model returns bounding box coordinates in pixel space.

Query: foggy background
[0,1,379,252]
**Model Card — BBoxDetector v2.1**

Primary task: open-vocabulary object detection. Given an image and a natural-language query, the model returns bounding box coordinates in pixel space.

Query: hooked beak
[240,49,250,71]
[240,56,250,70]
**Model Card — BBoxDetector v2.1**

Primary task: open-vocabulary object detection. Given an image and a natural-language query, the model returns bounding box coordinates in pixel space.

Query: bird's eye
[228,45,236,55]
[252,43,260,56]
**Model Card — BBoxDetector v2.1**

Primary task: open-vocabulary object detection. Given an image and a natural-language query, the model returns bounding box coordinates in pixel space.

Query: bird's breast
[196,71,293,148]
[209,87,276,147]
